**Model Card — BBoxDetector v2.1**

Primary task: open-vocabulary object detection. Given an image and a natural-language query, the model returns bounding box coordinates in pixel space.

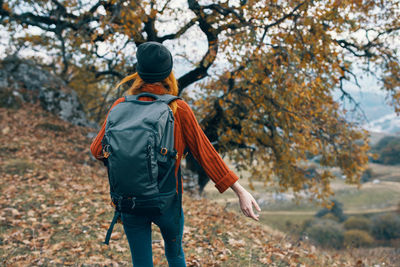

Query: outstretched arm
[178,100,261,221]
[230,181,261,221]
[178,99,239,193]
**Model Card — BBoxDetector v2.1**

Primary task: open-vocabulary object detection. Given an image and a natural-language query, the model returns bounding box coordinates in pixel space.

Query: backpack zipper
[147,144,154,183]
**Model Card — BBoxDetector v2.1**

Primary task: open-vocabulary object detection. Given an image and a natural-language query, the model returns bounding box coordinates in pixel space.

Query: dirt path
[209,198,398,215]
[258,206,398,215]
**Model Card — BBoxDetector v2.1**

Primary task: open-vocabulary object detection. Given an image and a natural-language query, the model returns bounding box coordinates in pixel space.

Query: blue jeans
[121,199,186,267]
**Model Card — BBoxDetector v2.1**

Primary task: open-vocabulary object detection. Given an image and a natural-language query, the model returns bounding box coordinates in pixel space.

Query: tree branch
[95,70,124,79]
[157,17,197,42]
[177,0,220,93]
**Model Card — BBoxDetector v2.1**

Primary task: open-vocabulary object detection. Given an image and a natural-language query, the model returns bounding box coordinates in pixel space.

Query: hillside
[1,104,398,266]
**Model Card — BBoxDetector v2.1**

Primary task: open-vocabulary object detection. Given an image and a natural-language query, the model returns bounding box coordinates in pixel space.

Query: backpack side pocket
[102,134,116,192]
[147,133,159,185]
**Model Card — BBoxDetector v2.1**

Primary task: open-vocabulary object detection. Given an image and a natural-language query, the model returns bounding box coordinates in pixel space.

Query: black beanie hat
[136,41,173,83]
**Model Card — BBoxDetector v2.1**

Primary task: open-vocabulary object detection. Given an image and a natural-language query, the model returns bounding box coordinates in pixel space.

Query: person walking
[90,41,261,267]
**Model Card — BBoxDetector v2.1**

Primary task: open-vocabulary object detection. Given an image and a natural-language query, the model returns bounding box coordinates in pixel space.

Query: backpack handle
[125,93,180,104]
[134,92,159,100]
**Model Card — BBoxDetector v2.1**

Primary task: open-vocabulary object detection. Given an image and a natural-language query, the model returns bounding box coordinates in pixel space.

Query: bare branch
[177,0,219,93]
[157,17,197,42]
[95,70,124,79]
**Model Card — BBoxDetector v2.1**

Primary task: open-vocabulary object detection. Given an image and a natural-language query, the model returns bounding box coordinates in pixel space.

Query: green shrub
[315,199,347,222]
[372,136,400,165]
[300,218,313,233]
[343,230,374,248]
[343,216,372,232]
[304,219,344,249]
[371,213,400,240]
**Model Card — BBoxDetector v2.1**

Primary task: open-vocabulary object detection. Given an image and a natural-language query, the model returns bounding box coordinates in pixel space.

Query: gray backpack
[101,93,182,245]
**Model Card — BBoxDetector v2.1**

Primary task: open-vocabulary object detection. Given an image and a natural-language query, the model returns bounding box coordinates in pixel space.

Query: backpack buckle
[160,147,168,156]
[103,144,111,158]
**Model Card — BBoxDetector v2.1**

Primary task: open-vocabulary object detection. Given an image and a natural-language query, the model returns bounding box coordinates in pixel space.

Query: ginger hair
[114,71,179,114]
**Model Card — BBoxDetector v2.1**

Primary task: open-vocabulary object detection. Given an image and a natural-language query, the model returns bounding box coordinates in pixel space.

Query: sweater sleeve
[177,100,239,193]
[90,97,125,160]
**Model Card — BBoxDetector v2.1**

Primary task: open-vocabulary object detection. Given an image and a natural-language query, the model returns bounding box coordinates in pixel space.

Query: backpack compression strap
[103,210,121,245]
[177,166,183,219]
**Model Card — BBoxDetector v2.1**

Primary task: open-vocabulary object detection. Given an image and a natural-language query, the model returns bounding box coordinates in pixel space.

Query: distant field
[368,163,400,182]
[203,161,400,233]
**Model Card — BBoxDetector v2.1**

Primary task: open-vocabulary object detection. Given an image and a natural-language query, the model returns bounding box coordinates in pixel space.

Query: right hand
[237,189,261,221]
[230,181,262,221]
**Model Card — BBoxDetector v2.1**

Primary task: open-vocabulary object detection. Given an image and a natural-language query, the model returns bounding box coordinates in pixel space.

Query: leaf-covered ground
[1,104,398,266]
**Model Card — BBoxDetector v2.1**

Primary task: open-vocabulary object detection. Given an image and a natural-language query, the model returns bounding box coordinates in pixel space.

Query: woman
[90,41,261,267]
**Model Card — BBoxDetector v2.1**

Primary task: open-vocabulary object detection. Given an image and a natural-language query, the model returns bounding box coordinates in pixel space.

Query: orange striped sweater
[90,84,239,194]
